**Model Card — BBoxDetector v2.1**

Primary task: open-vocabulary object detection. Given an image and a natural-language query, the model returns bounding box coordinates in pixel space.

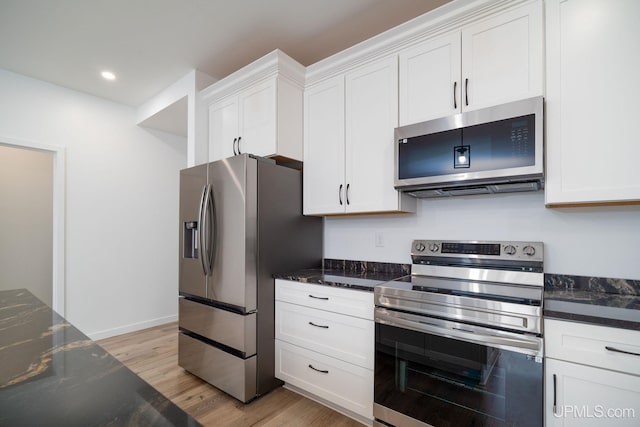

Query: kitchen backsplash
[545,274,640,296]
[323,258,410,276]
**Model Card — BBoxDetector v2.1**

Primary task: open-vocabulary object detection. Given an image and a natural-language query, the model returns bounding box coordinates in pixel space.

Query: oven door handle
[375,307,542,356]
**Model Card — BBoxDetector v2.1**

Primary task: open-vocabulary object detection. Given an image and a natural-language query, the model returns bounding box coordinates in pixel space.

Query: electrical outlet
[375,232,384,247]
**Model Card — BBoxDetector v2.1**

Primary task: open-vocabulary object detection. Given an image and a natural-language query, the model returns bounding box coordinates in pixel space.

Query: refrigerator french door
[178,154,322,402]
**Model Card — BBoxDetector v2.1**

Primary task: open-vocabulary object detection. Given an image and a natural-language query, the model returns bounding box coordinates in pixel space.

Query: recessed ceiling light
[101,71,116,81]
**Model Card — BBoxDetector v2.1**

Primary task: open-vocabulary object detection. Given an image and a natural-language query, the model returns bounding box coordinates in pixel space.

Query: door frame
[0,136,66,316]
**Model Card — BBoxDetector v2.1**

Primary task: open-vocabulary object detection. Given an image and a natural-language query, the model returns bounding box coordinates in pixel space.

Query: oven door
[374,307,543,427]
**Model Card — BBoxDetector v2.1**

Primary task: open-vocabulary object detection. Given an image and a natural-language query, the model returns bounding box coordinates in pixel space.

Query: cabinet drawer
[275,279,374,320]
[545,319,640,375]
[275,301,373,369]
[275,340,373,419]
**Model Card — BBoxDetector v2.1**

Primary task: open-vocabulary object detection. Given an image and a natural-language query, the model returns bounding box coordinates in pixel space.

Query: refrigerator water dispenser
[183,221,198,259]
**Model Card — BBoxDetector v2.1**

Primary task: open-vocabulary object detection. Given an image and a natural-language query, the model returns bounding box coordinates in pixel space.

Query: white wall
[0,69,187,339]
[325,191,640,280]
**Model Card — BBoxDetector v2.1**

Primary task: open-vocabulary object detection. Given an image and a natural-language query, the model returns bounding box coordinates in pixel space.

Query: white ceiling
[0,0,450,107]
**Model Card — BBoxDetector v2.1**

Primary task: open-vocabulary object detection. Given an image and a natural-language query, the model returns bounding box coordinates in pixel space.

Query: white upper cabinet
[209,96,238,161]
[303,76,346,215]
[202,50,304,163]
[237,79,277,157]
[461,2,543,112]
[345,57,404,213]
[399,33,461,126]
[545,0,640,205]
[398,1,543,125]
[303,58,415,216]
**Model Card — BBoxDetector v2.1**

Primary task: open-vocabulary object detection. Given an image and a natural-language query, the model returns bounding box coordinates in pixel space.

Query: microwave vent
[408,180,542,198]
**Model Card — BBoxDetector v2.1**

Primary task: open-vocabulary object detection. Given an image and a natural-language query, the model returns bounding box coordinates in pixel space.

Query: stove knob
[523,245,536,256]
[415,243,426,252]
[504,245,517,255]
[428,243,440,253]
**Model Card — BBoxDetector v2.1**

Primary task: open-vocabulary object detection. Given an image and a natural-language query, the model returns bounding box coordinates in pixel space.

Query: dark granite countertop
[274,258,410,292]
[0,289,201,427]
[544,274,640,331]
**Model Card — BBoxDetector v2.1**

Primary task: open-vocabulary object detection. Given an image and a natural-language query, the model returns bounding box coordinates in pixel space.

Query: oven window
[375,323,542,427]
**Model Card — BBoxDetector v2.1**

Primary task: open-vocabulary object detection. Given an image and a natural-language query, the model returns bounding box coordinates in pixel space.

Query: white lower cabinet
[545,319,640,426]
[274,279,374,421]
[275,340,373,418]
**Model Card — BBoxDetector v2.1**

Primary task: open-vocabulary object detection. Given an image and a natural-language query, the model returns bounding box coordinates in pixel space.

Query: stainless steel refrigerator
[178,154,322,402]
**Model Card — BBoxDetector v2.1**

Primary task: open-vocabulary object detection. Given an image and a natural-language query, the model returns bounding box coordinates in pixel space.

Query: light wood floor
[98,322,364,427]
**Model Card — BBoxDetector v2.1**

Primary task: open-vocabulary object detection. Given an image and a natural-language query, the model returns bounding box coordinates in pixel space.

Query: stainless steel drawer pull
[309,321,329,329]
[308,294,329,300]
[308,364,329,374]
[605,346,640,357]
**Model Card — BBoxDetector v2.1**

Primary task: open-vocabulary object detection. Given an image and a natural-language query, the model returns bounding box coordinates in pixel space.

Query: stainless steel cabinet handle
[309,321,329,329]
[605,346,640,357]
[553,374,557,415]
[465,78,469,106]
[308,294,329,300]
[339,184,343,205]
[232,137,238,155]
[237,136,242,154]
[308,364,329,374]
[346,184,350,205]
[453,81,457,109]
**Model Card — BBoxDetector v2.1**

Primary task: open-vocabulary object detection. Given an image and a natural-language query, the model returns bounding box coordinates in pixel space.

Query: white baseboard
[88,314,178,341]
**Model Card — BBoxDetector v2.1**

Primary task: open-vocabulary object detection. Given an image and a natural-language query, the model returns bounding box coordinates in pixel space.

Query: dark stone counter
[544,274,640,331]
[0,289,201,427]
[274,258,410,292]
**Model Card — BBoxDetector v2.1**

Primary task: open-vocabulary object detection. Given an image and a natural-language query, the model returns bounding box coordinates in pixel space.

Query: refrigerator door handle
[198,184,208,275]
[205,184,216,274]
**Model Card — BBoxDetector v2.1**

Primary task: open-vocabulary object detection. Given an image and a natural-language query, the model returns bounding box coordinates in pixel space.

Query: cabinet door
[345,57,400,213]
[303,76,346,215]
[238,79,277,157]
[545,358,640,426]
[209,96,238,162]
[461,1,543,111]
[545,0,640,205]
[399,32,461,125]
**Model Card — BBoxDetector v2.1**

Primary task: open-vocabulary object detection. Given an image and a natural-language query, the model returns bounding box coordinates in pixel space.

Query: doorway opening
[0,137,65,315]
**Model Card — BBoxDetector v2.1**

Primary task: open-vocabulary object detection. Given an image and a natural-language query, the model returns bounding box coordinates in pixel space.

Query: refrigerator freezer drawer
[179,297,256,356]
[178,332,257,402]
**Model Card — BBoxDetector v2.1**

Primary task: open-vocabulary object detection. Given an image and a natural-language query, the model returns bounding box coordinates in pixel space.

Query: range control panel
[412,240,544,263]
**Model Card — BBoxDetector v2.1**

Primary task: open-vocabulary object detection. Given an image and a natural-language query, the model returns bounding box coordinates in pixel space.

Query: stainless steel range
[374,240,544,427]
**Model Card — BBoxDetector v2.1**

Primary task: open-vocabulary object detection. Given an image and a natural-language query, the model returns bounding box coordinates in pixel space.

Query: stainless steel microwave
[394,97,544,198]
